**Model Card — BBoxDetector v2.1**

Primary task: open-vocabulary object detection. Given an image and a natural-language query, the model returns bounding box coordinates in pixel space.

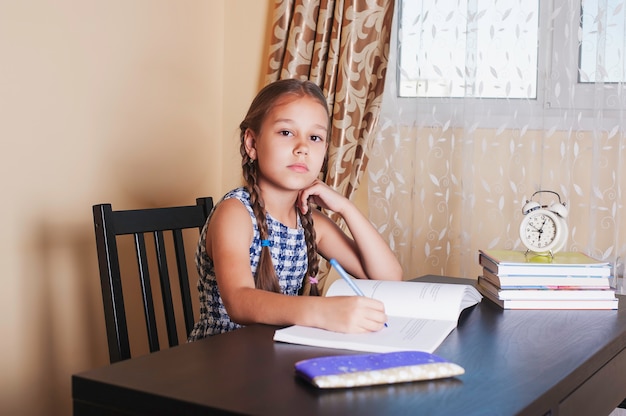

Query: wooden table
[72,276,626,415]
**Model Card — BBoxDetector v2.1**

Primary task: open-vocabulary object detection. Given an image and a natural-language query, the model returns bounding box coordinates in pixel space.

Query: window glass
[546,0,626,110]
[398,0,540,99]
[579,0,626,83]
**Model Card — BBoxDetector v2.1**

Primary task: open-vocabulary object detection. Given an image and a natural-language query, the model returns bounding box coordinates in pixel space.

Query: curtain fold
[265,0,395,291]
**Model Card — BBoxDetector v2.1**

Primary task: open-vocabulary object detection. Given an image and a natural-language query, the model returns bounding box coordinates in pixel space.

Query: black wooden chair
[93,197,213,363]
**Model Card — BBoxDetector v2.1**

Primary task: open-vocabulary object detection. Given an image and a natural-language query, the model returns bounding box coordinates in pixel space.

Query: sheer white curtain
[369,0,626,283]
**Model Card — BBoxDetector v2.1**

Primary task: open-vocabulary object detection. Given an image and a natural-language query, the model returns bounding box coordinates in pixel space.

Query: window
[396,0,626,117]
[398,0,540,99]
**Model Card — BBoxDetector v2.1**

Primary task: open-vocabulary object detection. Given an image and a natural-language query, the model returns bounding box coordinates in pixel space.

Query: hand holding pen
[330,258,388,327]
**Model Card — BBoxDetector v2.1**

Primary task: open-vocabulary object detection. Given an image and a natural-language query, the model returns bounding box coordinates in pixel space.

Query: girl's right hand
[318,296,388,333]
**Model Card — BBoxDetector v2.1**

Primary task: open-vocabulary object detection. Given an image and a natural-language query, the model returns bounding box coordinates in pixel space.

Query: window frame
[391,0,624,129]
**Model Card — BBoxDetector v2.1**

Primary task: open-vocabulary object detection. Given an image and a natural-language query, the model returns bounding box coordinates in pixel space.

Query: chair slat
[154,230,178,348]
[172,228,195,336]
[134,232,160,353]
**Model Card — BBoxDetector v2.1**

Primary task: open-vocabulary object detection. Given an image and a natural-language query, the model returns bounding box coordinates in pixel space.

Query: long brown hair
[240,79,328,295]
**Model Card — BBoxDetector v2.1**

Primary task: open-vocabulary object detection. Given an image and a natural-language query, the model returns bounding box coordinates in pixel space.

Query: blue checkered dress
[188,187,308,340]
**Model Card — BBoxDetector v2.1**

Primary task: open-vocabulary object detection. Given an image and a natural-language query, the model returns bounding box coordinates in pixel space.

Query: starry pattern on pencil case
[188,187,307,340]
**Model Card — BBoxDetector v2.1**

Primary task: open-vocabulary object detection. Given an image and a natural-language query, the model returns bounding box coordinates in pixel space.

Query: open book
[273,279,482,353]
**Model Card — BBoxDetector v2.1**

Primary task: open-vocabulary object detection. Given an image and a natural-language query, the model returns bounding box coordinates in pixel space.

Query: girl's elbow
[224,307,255,326]
[221,297,253,325]
[372,265,403,281]
[388,262,404,281]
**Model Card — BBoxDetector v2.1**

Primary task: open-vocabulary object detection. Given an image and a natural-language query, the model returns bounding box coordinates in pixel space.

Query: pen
[329,258,388,327]
[330,258,365,296]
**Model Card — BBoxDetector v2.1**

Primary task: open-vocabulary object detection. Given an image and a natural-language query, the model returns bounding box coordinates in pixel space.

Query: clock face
[519,210,566,253]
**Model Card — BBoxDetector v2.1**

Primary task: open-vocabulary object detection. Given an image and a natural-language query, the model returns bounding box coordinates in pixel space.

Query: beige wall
[0,1,271,414]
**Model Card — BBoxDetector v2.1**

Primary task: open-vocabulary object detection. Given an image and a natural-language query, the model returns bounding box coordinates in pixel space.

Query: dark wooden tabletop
[72,276,626,416]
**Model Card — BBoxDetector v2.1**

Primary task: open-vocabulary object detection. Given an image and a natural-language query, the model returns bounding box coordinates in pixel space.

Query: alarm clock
[519,190,569,256]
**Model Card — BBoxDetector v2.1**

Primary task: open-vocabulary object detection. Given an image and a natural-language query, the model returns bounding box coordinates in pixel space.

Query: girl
[189,79,403,340]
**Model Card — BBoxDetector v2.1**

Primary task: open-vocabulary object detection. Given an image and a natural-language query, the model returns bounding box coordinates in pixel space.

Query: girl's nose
[294,139,309,155]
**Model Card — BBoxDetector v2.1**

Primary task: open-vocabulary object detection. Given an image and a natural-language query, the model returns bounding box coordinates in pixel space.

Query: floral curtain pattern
[266,0,394,202]
[369,0,626,284]
[265,0,395,291]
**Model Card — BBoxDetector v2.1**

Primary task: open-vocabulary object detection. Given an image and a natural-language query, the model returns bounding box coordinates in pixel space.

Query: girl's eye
[311,135,324,142]
[279,130,293,137]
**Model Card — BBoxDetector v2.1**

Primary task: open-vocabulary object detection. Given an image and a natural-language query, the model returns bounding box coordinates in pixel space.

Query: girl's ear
[243,129,257,160]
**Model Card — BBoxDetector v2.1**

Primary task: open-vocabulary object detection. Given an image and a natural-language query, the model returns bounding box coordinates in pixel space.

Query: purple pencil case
[294,351,464,388]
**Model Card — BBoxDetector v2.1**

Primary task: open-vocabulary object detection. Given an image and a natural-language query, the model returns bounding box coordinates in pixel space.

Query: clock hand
[527,220,546,245]
[537,220,547,233]
[536,219,547,237]
[528,221,543,232]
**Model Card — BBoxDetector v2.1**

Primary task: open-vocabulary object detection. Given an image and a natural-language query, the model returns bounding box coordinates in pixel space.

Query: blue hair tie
[261,239,272,247]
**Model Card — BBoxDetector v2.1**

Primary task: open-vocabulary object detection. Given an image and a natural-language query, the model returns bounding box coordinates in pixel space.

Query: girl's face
[245,95,329,192]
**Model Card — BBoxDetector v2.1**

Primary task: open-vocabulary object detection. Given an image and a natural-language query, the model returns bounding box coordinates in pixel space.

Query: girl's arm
[206,198,388,332]
[298,180,404,282]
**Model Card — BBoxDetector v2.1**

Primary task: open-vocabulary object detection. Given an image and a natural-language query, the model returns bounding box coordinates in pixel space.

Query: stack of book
[477,249,618,309]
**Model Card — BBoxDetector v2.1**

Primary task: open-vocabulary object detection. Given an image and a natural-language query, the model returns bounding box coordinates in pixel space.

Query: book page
[326,280,481,321]
[273,315,457,353]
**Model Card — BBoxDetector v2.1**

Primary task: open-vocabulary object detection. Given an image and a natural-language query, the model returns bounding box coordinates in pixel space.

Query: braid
[298,202,321,296]
[242,153,281,293]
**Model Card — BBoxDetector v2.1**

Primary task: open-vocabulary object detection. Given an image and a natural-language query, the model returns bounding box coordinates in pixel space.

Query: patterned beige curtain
[265,0,395,291]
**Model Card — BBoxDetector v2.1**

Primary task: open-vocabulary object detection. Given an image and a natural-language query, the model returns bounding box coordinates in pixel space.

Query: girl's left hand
[297,179,346,214]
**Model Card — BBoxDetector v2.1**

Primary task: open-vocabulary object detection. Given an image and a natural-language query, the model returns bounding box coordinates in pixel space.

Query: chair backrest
[93,197,213,363]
